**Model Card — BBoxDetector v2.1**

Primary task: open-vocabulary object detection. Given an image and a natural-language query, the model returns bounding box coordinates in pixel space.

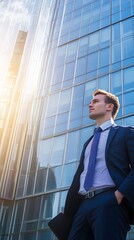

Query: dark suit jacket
[48,126,134,240]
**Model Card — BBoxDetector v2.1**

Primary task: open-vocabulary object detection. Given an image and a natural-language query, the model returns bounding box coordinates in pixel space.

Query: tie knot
[94,127,102,134]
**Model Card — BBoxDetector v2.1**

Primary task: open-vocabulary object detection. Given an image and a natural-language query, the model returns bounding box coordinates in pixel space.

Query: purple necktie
[84,127,102,192]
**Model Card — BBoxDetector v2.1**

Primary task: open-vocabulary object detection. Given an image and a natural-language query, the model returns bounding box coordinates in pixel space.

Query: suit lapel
[105,125,119,159]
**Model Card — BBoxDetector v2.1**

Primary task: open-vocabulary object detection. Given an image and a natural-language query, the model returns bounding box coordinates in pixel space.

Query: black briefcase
[48,212,72,240]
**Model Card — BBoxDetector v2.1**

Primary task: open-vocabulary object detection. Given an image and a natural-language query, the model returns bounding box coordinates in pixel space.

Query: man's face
[89,94,112,120]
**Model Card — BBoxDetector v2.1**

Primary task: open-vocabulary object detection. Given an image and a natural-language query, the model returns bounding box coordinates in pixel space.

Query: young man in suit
[49,89,134,240]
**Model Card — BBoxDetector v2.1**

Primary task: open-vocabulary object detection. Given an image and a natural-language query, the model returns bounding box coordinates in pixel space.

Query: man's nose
[89,102,92,108]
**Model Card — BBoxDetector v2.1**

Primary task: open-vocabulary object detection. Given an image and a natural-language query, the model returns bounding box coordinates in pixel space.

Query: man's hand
[115,190,124,204]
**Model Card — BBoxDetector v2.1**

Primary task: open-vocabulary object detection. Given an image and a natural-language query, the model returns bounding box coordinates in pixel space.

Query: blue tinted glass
[124,66,134,91]
[55,112,69,133]
[98,75,109,91]
[46,166,62,190]
[26,173,35,195]
[74,0,83,9]
[69,109,82,129]
[20,232,36,240]
[84,81,96,105]
[122,37,134,59]
[67,41,78,62]
[65,131,80,162]
[112,43,121,63]
[38,139,52,168]
[13,201,25,233]
[99,48,110,68]
[64,61,75,80]
[39,193,60,224]
[55,46,67,66]
[121,0,131,19]
[50,135,66,166]
[52,65,64,84]
[59,191,68,212]
[123,91,134,115]
[70,17,81,32]
[87,52,98,72]
[46,93,59,117]
[71,84,84,109]
[43,116,55,137]
[78,36,89,57]
[89,32,99,53]
[58,89,71,113]
[76,56,87,76]
[24,197,41,221]
[38,230,54,240]
[100,27,110,48]
[62,163,77,187]
[121,18,133,38]
[35,169,47,193]
[123,116,134,127]
[111,71,122,94]
[112,23,120,42]
[112,0,120,14]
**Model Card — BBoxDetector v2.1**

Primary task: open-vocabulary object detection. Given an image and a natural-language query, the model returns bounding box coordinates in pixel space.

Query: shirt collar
[97,119,115,131]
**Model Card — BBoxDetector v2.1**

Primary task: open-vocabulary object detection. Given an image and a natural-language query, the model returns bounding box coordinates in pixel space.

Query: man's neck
[96,117,114,126]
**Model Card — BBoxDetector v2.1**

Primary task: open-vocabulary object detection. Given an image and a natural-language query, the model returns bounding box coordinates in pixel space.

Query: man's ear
[107,103,114,112]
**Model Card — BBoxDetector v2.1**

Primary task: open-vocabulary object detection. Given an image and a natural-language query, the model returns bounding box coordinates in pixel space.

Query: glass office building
[0,0,134,239]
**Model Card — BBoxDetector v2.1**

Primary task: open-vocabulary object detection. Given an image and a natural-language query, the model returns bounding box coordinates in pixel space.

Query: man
[48,89,134,240]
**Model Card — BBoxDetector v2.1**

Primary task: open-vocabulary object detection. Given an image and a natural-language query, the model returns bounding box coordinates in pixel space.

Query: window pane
[65,131,80,163]
[55,45,67,66]
[37,139,52,168]
[123,116,134,127]
[34,169,47,193]
[67,41,78,62]
[87,52,98,72]
[112,42,121,63]
[123,91,134,115]
[112,23,120,42]
[98,75,109,91]
[124,67,134,91]
[46,166,62,190]
[122,18,133,38]
[55,112,69,133]
[46,93,59,116]
[89,32,99,52]
[99,47,110,67]
[12,200,25,233]
[20,232,36,240]
[39,193,60,229]
[100,27,110,48]
[52,65,64,84]
[38,229,53,240]
[76,56,87,76]
[59,191,68,212]
[64,61,75,80]
[22,197,41,231]
[78,36,88,57]
[84,80,96,105]
[43,116,55,137]
[122,37,134,59]
[111,71,122,94]
[50,135,66,166]
[58,89,71,113]
[62,163,77,187]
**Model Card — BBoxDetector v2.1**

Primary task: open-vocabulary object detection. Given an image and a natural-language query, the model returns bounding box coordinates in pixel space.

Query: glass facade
[0,0,134,239]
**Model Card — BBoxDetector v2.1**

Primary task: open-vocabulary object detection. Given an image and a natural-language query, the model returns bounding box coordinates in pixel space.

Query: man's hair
[93,89,120,119]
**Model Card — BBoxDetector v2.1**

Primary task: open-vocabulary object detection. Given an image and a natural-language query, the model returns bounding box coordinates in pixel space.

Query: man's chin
[89,113,96,120]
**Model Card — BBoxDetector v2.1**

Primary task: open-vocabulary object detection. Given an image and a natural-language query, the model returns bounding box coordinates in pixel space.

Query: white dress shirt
[79,119,116,195]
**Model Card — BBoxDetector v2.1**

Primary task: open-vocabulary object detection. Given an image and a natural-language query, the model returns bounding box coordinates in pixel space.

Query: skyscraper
[0,0,134,239]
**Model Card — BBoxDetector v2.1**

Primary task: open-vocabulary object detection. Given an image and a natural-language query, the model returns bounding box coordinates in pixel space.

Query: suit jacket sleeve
[117,127,134,201]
